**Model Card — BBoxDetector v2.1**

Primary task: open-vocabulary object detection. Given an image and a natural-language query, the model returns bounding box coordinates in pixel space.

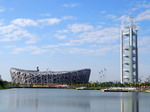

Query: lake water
[0,88,150,112]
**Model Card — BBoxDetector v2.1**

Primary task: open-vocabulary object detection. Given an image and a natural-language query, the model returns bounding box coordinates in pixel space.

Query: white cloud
[62,40,82,46]
[130,2,150,12]
[38,18,61,25]
[136,2,150,10]
[57,29,69,33]
[11,46,48,54]
[100,10,106,14]
[10,16,76,28]
[131,8,138,11]
[24,33,39,44]
[0,25,22,42]
[0,16,73,44]
[138,36,150,54]
[43,40,81,49]
[43,44,60,49]
[139,36,150,46]
[106,14,117,20]
[54,34,67,40]
[5,34,119,55]
[11,18,38,27]
[96,25,103,29]
[77,27,119,44]
[39,13,51,17]
[0,19,4,25]
[136,10,150,21]
[55,24,120,48]
[57,44,118,55]
[11,17,63,27]
[117,15,128,21]
[68,24,94,33]
[0,24,18,34]
[63,3,80,8]
[13,45,117,55]
[10,45,63,54]
[62,16,77,20]
[12,46,36,54]
[0,24,38,44]
[42,44,119,55]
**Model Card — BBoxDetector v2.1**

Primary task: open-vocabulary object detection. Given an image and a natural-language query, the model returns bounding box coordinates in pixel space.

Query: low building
[10,68,91,84]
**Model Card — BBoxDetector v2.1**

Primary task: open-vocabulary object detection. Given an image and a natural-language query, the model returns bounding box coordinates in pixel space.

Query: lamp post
[99,71,102,83]
[104,68,107,83]
[146,76,150,83]
[99,72,101,83]
[138,76,143,83]
[99,69,106,83]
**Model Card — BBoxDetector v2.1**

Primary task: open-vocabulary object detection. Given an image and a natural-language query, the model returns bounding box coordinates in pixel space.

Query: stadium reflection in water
[121,92,139,112]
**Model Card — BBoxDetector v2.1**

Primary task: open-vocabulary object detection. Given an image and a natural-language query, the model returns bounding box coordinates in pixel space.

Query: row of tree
[1,81,150,89]
[0,80,9,89]
[69,82,150,88]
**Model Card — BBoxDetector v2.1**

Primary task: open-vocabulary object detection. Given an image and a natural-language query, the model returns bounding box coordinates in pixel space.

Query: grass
[0,86,7,89]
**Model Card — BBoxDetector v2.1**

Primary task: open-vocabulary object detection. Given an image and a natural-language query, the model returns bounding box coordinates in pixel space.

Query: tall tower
[120,17,138,83]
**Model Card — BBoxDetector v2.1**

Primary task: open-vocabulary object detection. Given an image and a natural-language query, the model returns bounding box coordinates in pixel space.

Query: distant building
[120,17,138,83]
[10,68,91,84]
[0,75,1,80]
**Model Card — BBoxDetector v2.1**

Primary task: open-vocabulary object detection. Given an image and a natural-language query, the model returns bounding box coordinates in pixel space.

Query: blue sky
[0,0,150,82]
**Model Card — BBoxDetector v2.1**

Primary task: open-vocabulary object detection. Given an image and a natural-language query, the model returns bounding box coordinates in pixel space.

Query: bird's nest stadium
[10,68,91,84]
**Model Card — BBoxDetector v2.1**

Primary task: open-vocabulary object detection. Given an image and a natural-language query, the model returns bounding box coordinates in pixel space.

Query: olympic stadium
[10,67,91,84]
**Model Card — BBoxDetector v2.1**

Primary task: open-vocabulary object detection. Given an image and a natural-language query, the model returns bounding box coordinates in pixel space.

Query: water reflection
[8,89,91,112]
[1,89,150,112]
[121,92,139,112]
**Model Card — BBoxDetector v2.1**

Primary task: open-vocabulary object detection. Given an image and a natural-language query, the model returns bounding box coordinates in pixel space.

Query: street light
[146,76,150,83]
[99,75,103,83]
[104,68,107,82]
[138,76,143,83]
[99,71,102,83]
[99,69,107,83]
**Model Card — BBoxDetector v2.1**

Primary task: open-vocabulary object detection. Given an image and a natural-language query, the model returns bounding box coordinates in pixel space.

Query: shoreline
[2,87,150,93]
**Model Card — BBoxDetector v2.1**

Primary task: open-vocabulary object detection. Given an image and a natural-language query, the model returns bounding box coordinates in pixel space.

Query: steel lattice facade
[10,68,91,84]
